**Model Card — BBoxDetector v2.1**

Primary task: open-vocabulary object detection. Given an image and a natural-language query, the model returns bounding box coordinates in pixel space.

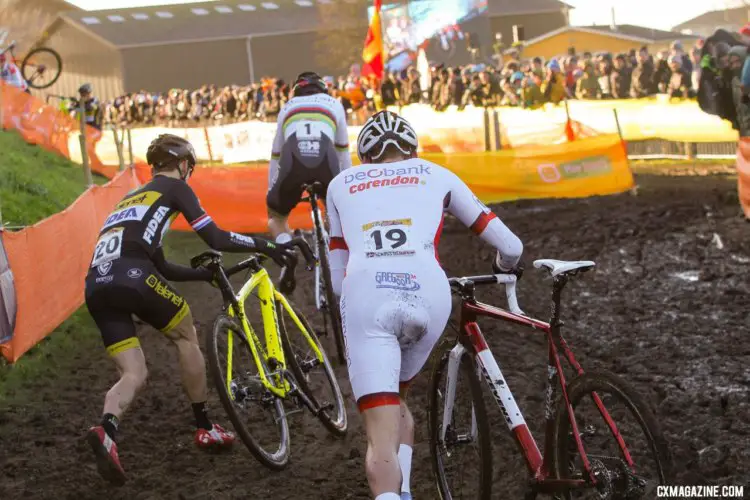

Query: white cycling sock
[275,232,292,245]
[374,493,400,500]
[398,444,413,494]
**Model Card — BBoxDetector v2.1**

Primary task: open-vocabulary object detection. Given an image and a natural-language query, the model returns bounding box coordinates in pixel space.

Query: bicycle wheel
[552,371,672,499]
[278,301,347,436]
[21,47,62,89]
[207,314,291,470]
[313,210,347,366]
[428,344,492,500]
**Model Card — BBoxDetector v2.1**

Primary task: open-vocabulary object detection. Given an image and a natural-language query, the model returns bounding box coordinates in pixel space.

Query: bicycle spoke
[554,373,670,500]
[278,301,347,436]
[214,324,287,459]
[430,350,491,499]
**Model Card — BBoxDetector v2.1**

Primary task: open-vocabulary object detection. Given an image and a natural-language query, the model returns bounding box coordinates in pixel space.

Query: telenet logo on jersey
[103,191,163,230]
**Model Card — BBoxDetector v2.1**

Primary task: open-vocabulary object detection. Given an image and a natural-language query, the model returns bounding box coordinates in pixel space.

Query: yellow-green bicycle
[190,238,347,469]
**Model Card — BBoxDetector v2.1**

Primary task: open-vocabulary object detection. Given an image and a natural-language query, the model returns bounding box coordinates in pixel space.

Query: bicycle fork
[442,330,543,474]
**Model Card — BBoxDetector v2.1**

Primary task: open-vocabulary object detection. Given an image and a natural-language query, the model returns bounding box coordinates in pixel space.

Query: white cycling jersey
[269,93,352,178]
[326,157,523,408]
[1,62,27,91]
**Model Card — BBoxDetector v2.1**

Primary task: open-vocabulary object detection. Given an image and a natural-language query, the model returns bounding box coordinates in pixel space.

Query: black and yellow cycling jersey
[85,174,280,355]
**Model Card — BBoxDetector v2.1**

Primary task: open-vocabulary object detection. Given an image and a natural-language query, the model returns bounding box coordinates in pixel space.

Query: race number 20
[363,219,415,258]
[91,228,124,268]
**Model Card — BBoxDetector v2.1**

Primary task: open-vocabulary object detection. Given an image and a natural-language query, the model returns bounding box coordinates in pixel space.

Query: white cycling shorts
[340,265,451,411]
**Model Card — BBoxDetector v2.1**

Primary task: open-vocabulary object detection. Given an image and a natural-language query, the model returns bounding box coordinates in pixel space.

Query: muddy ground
[0,171,747,499]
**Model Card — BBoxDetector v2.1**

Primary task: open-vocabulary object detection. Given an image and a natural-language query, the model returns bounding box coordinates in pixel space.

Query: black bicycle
[297,182,346,365]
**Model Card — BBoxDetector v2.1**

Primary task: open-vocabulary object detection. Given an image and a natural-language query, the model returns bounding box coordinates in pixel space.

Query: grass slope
[0,130,107,228]
[0,129,111,400]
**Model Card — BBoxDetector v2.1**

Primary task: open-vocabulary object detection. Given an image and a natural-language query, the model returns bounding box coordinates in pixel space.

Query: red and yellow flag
[362,0,384,81]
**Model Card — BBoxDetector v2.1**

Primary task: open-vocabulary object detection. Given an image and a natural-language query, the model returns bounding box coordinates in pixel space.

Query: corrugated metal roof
[61,0,370,48]
[586,24,699,42]
[487,0,572,17]
[673,7,750,31]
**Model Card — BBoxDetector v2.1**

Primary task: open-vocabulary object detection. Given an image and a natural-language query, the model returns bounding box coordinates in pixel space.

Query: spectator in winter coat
[380,72,401,107]
[653,51,672,93]
[542,59,567,104]
[610,54,632,98]
[630,48,655,97]
[667,56,692,99]
[576,61,601,99]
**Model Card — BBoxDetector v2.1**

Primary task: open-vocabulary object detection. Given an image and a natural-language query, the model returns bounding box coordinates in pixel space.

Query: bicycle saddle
[533,259,595,277]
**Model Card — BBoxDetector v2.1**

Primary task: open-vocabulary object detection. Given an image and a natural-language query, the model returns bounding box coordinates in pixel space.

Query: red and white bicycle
[428,259,673,499]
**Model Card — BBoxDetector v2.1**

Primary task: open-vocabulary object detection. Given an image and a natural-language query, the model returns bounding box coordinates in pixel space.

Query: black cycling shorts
[84,257,190,356]
[266,133,341,216]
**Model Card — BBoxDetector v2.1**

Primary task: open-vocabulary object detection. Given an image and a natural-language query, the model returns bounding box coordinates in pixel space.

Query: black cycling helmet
[79,83,93,94]
[292,71,328,97]
[146,134,197,180]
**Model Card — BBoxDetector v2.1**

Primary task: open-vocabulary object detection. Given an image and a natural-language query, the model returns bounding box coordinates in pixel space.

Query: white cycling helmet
[357,110,418,163]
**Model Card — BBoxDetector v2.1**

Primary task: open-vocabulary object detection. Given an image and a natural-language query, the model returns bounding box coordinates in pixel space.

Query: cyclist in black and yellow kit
[84,134,292,486]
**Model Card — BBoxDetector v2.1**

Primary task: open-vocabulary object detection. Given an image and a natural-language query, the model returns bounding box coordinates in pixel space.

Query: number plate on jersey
[363,219,415,258]
[91,228,124,268]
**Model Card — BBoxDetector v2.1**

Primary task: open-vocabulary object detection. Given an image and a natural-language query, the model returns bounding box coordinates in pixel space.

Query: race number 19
[363,219,415,258]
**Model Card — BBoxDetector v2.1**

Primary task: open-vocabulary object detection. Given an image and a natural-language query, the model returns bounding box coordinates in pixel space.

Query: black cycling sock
[192,402,212,430]
[101,413,119,441]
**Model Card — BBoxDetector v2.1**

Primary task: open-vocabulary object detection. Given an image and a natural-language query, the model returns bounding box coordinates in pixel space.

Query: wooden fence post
[78,99,93,186]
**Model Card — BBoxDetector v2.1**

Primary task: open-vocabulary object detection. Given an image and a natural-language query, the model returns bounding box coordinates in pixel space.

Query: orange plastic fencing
[737,138,750,219]
[0,170,139,363]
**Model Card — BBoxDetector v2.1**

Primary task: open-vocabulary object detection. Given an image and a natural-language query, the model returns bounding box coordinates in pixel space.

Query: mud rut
[0,173,748,499]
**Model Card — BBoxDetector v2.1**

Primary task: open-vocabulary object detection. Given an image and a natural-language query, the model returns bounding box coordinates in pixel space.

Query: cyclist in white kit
[326,110,524,500]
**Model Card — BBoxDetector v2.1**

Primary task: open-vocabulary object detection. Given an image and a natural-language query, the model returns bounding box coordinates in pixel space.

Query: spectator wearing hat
[542,58,567,104]
[670,41,693,74]
[666,55,692,99]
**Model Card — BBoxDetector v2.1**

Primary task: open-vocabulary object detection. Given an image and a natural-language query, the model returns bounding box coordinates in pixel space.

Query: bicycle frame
[221,263,325,399]
[303,185,329,311]
[443,275,635,494]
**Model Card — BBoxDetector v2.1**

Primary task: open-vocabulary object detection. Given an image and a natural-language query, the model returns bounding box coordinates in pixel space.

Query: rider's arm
[173,181,280,255]
[444,171,523,271]
[268,105,286,187]
[333,101,352,170]
[326,186,348,297]
[152,246,212,282]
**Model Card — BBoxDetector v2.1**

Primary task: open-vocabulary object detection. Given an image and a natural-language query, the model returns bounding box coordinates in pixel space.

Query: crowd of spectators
[99,31,748,132]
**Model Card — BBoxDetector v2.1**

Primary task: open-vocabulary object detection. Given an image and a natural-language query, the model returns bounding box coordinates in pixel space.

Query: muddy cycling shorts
[266,133,341,216]
[84,257,191,356]
[340,265,451,412]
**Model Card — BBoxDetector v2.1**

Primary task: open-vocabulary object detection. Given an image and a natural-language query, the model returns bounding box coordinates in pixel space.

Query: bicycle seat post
[549,275,568,329]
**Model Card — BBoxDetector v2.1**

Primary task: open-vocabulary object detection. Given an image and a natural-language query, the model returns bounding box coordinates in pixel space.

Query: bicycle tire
[552,371,673,499]
[313,209,347,366]
[278,301,347,437]
[207,314,291,470]
[428,344,493,500]
[21,47,62,89]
